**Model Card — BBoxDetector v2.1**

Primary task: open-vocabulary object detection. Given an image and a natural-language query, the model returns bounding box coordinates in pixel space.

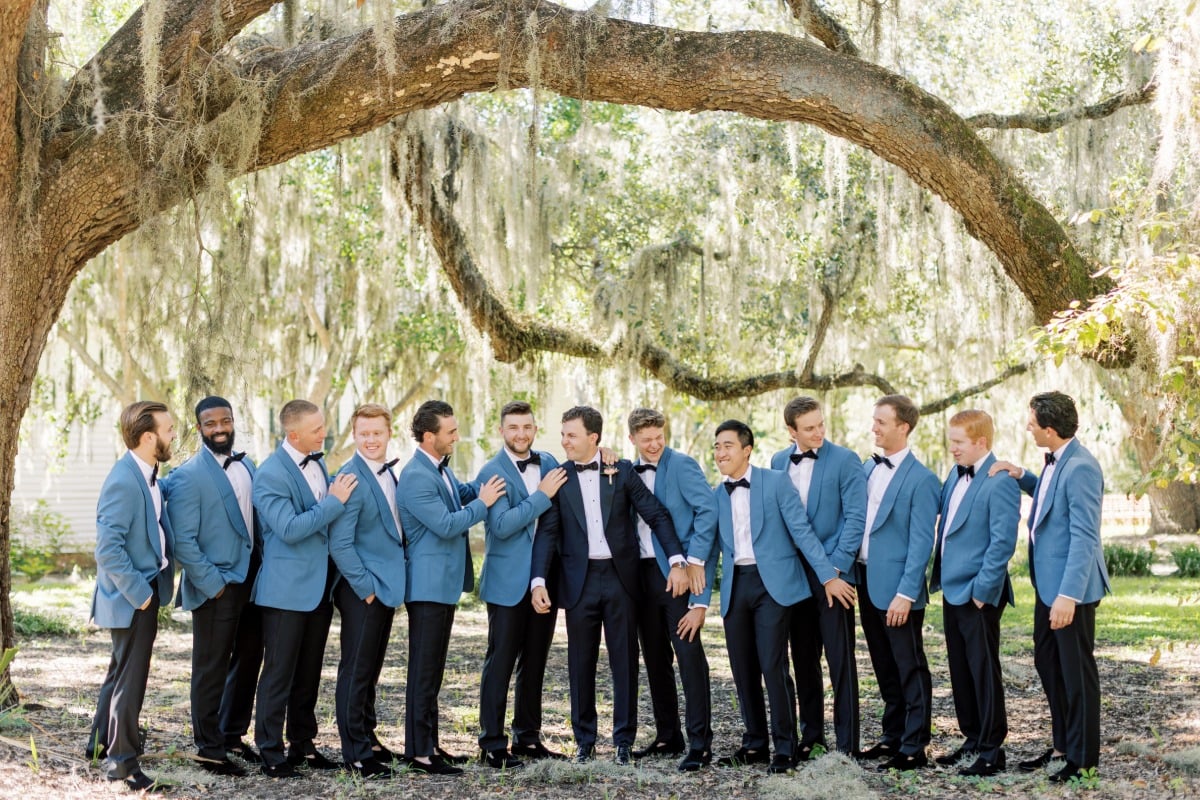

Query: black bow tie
[438,455,451,474]
[149,466,158,487]
[574,461,599,473]
[790,450,818,464]
[1044,452,1057,466]
[634,463,657,473]
[872,453,894,469]
[299,452,324,469]
[957,464,975,479]
[377,458,399,476]
[516,453,541,473]
[223,452,247,470]
[724,477,750,494]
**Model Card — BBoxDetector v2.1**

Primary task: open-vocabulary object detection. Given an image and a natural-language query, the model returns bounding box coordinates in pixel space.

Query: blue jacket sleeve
[972,474,1020,605]
[896,470,939,602]
[163,468,226,600]
[830,454,867,575]
[252,467,345,544]
[328,476,376,600]
[401,471,487,540]
[95,478,153,610]
[778,477,838,584]
[1057,458,1104,601]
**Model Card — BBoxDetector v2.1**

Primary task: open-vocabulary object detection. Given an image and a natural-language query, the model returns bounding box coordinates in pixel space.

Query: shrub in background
[1171,544,1200,578]
[1103,544,1153,577]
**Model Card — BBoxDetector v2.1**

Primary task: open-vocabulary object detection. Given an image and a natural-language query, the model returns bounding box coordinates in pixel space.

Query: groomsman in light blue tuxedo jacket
[252,399,357,778]
[770,396,866,759]
[710,420,856,775]
[163,396,260,777]
[89,401,177,792]
[329,403,408,778]
[929,410,1019,778]
[855,395,940,772]
[626,408,719,772]
[397,400,506,776]
[474,401,568,769]
[991,392,1110,783]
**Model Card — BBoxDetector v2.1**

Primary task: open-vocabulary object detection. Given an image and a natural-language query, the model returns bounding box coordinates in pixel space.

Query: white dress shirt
[506,448,542,498]
[1028,441,1070,544]
[787,450,817,506]
[359,451,403,535]
[860,447,910,564]
[725,466,756,566]
[574,453,612,559]
[634,462,659,559]
[208,447,254,544]
[941,452,991,555]
[283,440,326,501]
[132,452,169,571]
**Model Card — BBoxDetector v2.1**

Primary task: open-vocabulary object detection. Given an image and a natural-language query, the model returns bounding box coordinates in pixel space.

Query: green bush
[1103,544,1153,577]
[1171,544,1200,578]
[13,607,80,637]
[11,501,71,582]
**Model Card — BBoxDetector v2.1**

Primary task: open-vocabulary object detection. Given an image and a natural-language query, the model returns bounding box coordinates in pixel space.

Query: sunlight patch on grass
[759,753,879,800]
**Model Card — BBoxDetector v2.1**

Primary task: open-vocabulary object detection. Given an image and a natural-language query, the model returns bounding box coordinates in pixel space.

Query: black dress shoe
[481,749,524,769]
[768,754,795,774]
[935,745,977,766]
[856,742,898,760]
[879,751,929,771]
[197,757,248,777]
[407,757,463,776]
[287,748,340,770]
[574,744,595,764]
[678,749,712,772]
[1048,761,1084,783]
[959,754,1005,777]
[109,769,159,792]
[227,740,262,764]
[716,747,771,767]
[434,746,469,765]
[795,741,823,762]
[370,742,397,763]
[1018,748,1057,772]
[614,745,633,766]
[633,735,686,759]
[348,757,395,779]
[512,742,566,760]
[261,762,302,779]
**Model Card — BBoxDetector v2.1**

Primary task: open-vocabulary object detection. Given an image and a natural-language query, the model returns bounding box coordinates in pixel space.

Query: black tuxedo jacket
[531,459,681,610]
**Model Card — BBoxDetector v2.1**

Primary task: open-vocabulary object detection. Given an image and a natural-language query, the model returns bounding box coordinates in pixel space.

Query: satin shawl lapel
[496,452,530,503]
[946,453,995,538]
[416,451,457,510]
[353,455,401,542]
[278,445,319,508]
[749,473,766,549]
[871,456,915,534]
[651,448,674,500]
[716,485,733,550]
[123,453,161,560]
[600,464,615,532]
[201,451,251,540]
[1033,440,1078,530]
[561,467,588,534]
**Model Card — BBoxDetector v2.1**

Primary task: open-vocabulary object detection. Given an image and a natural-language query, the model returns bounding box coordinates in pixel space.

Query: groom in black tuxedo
[530,406,689,765]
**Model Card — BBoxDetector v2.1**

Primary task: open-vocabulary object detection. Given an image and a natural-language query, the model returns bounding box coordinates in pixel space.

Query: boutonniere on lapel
[602,465,619,485]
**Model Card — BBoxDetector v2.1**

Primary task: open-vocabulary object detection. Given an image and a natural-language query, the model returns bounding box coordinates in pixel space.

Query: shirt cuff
[687,602,709,609]
[530,578,547,590]
[1057,593,1080,603]
[668,555,686,568]
[686,556,706,566]
[896,593,916,603]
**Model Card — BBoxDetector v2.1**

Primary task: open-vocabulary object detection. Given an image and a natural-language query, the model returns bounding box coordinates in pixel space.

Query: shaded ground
[1,578,1198,800]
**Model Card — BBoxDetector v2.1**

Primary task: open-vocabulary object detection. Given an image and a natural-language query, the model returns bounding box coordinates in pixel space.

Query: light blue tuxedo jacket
[251,444,344,612]
[329,454,407,609]
[92,452,176,628]
[1017,439,1111,606]
[475,449,560,607]
[398,451,486,605]
[861,453,940,611]
[712,467,838,616]
[162,449,258,612]
[771,441,867,580]
[635,447,719,607]
[929,453,1019,607]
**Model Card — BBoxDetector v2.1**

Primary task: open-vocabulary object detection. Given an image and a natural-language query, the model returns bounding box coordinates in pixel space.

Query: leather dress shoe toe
[227,740,262,764]
[633,736,686,759]
[614,745,633,765]
[261,762,301,779]
[716,747,771,768]
[879,751,928,771]
[197,757,247,776]
[856,742,898,760]
[109,769,159,792]
[288,748,340,770]
[959,754,1004,777]
[935,745,977,766]
[481,749,524,769]
[348,757,394,779]
[434,746,469,765]
[512,742,565,760]
[1018,748,1057,772]
[408,757,463,776]
[1048,761,1084,783]
[678,749,712,772]
[574,744,595,764]
[768,754,794,774]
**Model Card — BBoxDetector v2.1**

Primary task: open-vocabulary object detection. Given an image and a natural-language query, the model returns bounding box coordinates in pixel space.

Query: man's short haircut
[715,419,754,449]
[627,407,666,435]
[1030,391,1079,439]
[194,395,232,423]
[876,394,920,433]
[351,402,392,430]
[562,406,603,439]
[948,409,994,448]
[412,400,454,443]
[783,396,821,429]
[279,399,320,432]
[120,401,169,450]
[500,401,534,423]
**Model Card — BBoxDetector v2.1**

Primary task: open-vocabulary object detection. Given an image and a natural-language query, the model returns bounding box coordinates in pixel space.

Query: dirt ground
[1,584,1198,800]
